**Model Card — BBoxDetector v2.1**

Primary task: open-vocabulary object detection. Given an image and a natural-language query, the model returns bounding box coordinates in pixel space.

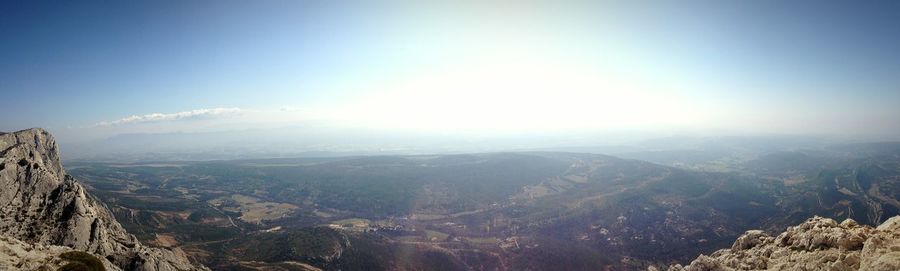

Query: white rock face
[0,128,206,271]
[663,216,900,271]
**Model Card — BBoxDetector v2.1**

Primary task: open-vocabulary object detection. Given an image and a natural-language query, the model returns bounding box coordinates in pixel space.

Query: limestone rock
[0,128,207,271]
[0,234,121,271]
[661,216,900,271]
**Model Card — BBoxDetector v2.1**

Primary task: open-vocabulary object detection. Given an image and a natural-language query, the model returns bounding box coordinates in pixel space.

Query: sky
[2,1,900,153]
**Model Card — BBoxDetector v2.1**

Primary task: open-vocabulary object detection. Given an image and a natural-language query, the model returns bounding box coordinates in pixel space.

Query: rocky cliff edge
[657,215,900,271]
[0,128,206,271]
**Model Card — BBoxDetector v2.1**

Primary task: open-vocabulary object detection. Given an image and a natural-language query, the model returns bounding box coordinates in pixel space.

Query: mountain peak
[0,128,206,270]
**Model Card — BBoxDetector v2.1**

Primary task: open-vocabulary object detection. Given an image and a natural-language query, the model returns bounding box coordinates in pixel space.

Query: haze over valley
[2,1,900,271]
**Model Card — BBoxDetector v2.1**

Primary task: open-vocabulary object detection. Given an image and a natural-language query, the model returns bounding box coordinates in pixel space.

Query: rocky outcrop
[660,216,900,271]
[0,128,206,271]
[0,234,121,270]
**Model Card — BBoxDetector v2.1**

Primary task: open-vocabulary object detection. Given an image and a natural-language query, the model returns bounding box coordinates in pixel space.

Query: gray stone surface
[0,234,122,270]
[663,216,900,271]
[0,128,206,271]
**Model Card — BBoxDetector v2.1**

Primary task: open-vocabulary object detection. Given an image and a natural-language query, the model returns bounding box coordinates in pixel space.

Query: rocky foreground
[0,128,206,270]
[656,216,900,271]
[0,234,122,270]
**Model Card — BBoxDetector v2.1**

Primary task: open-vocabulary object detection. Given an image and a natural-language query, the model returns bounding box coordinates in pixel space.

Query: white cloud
[95,107,244,127]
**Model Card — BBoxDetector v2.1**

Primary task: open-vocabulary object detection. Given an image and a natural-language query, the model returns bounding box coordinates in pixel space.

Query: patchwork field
[209,194,298,224]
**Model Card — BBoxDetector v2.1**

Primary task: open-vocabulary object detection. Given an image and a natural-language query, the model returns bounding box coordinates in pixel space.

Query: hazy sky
[2,1,900,143]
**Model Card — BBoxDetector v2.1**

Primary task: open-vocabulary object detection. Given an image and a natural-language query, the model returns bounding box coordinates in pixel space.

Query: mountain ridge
[0,128,206,270]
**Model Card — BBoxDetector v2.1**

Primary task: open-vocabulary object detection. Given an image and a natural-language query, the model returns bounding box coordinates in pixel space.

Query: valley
[66,143,900,270]
[5,1,900,270]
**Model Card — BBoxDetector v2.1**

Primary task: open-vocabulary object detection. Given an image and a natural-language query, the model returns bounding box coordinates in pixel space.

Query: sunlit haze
[3,4,900,270]
[2,1,900,159]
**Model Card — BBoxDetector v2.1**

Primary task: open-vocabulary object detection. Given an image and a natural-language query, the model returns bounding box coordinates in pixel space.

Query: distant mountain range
[60,127,846,163]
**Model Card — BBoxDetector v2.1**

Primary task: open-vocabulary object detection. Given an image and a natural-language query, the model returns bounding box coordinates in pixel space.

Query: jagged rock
[731,230,771,252]
[660,216,900,271]
[0,128,207,271]
[860,217,900,270]
[0,234,121,270]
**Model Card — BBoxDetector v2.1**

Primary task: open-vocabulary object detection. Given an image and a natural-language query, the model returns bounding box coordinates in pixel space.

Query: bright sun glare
[327,56,704,133]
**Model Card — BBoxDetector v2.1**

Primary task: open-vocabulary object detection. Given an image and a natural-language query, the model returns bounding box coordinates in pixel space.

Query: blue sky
[2,1,900,142]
